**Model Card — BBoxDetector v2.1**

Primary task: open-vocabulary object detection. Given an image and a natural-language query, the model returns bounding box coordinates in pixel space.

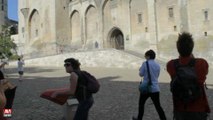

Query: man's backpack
[80,71,100,93]
[170,59,202,105]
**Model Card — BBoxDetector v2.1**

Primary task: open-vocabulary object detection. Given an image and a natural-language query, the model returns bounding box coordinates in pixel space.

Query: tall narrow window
[138,13,142,23]
[204,10,208,21]
[168,7,174,18]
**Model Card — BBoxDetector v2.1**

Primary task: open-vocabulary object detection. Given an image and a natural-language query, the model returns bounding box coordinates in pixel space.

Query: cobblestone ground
[3,66,213,120]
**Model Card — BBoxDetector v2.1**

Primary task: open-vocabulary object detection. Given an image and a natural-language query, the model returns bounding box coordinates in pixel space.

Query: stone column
[20,7,29,55]
[96,9,102,49]
[81,5,86,49]
[179,0,189,32]
[99,8,104,49]
[147,0,158,52]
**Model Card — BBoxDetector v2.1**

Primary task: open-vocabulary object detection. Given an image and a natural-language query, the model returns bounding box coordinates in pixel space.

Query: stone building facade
[0,0,8,32]
[18,0,213,61]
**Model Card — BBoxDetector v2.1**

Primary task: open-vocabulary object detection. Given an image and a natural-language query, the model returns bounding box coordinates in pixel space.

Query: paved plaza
[3,64,213,120]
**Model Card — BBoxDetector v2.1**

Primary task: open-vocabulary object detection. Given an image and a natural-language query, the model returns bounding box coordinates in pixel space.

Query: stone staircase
[9,49,144,69]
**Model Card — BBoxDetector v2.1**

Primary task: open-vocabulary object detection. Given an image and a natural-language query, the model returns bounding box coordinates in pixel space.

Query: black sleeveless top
[74,71,92,102]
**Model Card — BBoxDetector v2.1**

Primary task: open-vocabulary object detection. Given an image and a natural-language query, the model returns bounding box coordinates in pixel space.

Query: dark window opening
[174,26,177,31]
[204,11,208,21]
[36,29,38,37]
[145,27,148,32]
[169,8,174,18]
[204,32,207,36]
[138,13,142,23]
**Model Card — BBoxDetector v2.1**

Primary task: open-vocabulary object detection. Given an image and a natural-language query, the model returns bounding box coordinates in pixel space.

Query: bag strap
[146,61,152,85]
[174,58,196,67]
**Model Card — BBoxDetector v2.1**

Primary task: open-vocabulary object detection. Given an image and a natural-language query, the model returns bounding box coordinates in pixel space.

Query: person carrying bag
[139,61,152,94]
[133,49,167,120]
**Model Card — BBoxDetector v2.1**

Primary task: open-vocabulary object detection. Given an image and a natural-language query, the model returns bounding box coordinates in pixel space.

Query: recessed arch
[69,10,79,41]
[101,0,109,11]
[107,27,124,50]
[70,10,79,19]
[69,10,81,48]
[85,5,98,49]
[85,5,96,16]
[28,9,40,41]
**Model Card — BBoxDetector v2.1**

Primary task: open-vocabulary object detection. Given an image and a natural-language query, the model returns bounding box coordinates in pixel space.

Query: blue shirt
[139,60,160,93]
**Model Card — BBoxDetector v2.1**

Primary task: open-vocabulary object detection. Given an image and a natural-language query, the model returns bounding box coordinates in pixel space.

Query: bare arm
[68,72,78,95]
[52,72,78,97]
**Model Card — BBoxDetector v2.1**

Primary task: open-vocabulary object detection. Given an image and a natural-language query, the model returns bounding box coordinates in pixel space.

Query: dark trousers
[74,96,94,120]
[137,92,166,120]
[174,111,208,120]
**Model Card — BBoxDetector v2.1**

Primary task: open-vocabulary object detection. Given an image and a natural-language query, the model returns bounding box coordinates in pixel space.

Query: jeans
[174,111,209,120]
[137,92,166,120]
[74,96,94,120]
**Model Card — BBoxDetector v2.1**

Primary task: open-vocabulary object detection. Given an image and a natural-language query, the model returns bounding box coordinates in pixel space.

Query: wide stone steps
[9,49,144,68]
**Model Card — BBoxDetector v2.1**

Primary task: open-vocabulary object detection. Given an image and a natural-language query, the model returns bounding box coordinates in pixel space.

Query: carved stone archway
[108,27,124,50]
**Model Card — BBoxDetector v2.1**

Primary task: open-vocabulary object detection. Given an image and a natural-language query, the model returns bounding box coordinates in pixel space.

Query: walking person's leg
[133,93,149,120]
[18,71,21,81]
[18,71,23,81]
[150,92,167,120]
[73,97,94,120]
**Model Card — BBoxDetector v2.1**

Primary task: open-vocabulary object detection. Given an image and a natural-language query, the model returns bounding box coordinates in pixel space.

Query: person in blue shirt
[133,49,167,120]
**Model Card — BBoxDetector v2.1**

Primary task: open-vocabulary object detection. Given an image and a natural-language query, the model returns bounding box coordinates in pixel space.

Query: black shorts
[18,71,24,75]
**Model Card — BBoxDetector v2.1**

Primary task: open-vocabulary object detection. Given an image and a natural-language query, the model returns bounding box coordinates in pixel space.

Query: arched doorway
[108,28,124,50]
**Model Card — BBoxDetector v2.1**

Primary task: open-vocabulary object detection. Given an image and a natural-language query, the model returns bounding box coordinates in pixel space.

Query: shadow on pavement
[3,68,213,120]
[4,66,60,74]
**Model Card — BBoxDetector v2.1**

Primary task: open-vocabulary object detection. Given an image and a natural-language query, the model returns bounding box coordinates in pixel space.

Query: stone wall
[0,0,7,32]
[18,0,213,65]
[18,0,57,57]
